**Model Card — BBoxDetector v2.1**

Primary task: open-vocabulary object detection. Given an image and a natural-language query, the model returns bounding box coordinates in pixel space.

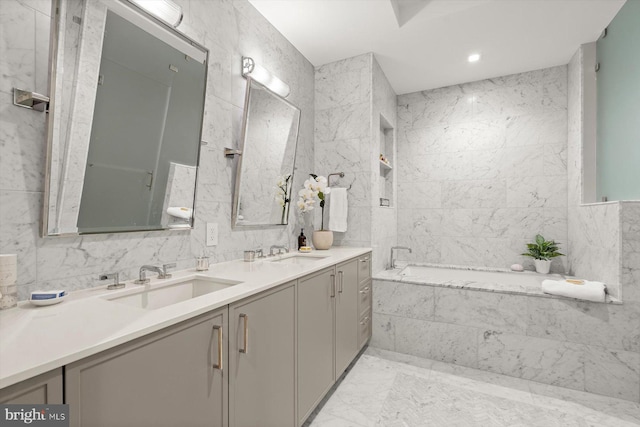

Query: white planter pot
[534,259,552,274]
[312,230,333,250]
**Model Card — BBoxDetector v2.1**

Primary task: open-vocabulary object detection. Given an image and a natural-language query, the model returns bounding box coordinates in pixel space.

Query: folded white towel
[167,207,193,219]
[541,279,606,303]
[328,188,348,232]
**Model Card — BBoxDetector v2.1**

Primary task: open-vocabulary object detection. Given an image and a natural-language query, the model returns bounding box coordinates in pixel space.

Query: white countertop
[0,247,371,389]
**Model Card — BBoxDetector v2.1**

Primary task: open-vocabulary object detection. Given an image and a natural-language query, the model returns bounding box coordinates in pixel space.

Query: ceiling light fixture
[468,53,481,63]
[128,0,183,28]
[241,57,291,98]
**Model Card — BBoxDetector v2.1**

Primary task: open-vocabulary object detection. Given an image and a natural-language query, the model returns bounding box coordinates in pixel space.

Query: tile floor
[304,347,640,427]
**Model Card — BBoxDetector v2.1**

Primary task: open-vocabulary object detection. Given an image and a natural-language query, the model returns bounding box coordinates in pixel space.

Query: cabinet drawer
[358,309,371,349]
[357,254,371,284]
[358,280,371,317]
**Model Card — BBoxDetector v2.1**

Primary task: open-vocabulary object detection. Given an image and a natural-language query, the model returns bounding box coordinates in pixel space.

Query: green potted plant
[522,234,564,274]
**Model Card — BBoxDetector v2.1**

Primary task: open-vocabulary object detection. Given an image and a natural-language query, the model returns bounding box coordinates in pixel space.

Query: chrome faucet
[269,245,289,256]
[134,263,176,284]
[100,272,125,290]
[390,246,412,269]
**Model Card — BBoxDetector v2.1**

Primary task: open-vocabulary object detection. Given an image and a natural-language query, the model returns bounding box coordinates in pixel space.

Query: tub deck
[374,263,620,304]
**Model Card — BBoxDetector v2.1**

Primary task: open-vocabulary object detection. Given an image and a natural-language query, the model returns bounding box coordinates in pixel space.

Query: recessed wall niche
[379,115,394,207]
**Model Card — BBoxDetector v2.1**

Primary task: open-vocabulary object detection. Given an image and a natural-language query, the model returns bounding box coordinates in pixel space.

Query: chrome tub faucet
[390,246,412,269]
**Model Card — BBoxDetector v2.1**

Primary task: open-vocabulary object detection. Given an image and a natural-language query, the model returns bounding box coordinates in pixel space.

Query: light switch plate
[206,223,218,246]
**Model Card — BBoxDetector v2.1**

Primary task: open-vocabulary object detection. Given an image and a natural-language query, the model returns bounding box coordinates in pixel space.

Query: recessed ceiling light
[468,53,481,63]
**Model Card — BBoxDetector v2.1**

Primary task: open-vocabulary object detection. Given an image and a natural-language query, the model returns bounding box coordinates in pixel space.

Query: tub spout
[390,246,412,269]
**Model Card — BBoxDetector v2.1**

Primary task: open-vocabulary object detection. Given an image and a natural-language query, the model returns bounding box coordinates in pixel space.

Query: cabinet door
[0,369,62,404]
[229,283,296,427]
[66,308,227,427]
[335,259,359,377]
[297,267,335,425]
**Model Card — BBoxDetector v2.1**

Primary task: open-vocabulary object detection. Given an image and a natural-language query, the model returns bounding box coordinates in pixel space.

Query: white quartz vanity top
[0,247,371,389]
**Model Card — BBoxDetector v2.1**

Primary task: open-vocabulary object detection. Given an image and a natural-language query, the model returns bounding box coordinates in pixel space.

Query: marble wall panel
[621,202,640,303]
[395,316,478,368]
[373,280,435,320]
[370,312,395,351]
[434,288,529,334]
[584,346,640,402]
[0,0,315,297]
[371,57,398,273]
[478,330,585,390]
[397,67,568,271]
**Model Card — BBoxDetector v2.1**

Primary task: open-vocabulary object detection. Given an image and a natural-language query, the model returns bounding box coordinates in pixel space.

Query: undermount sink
[268,254,329,265]
[105,276,242,310]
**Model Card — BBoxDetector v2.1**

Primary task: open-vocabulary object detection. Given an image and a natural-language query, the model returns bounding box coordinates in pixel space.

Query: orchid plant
[274,173,292,224]
[297,174,331,230]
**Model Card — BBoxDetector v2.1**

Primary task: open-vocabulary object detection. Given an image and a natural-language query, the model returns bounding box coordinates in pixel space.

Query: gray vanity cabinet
[0,368,63,404]
[297,257,362,425]
[297,267,336,424]
[229,282,296,427]
[65,308,228,427]
[335,258,360,378]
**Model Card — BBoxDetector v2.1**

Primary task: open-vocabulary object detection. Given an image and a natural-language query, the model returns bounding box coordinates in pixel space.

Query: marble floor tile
[306,347,640,427]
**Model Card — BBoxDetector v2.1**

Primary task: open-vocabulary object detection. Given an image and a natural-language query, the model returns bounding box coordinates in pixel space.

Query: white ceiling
[248,0,625,95]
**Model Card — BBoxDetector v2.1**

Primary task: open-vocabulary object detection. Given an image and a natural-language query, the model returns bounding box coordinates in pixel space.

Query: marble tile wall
[396,67,569,273]
[314,53,373,249]
[371,57,398,272]
[313,54,398,273]
[0,0,315,300]
[372,279,640,402]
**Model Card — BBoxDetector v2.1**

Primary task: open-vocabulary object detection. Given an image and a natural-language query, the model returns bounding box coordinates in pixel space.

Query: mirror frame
[42,0,209,237]
[231,77,301,229]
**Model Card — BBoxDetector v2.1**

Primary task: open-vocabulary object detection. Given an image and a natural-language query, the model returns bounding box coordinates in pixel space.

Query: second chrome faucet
[134,263,176,285]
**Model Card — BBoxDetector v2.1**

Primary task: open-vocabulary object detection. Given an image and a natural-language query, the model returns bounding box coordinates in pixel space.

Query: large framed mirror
[43,0,208,236]
[232,77,301,228]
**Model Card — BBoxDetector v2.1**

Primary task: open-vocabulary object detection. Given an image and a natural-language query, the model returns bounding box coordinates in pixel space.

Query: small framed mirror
[43,0,208,236]
[232,77,301,228]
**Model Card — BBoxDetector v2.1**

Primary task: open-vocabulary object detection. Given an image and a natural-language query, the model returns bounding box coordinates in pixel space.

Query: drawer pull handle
[212,325,223,370]
[338,271,344,293]
[239,313,248,354]
[330,274,336,298]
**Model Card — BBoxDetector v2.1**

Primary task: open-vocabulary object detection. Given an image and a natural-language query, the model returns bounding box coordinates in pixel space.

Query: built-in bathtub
[376,263,618,302]
[371,263,638,403]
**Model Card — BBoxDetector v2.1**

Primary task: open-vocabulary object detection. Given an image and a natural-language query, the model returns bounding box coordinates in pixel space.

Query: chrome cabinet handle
[212,325,223,370]
[239,313,248,354]
[338,271,343,293]
[330,274,336,298]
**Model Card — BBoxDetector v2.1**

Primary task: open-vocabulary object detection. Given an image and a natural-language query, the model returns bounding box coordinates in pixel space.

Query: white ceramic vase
[312,230,333,250]
[534,259,551,274]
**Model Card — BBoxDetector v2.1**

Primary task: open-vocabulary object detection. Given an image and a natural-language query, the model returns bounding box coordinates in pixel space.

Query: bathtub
[371,264,628,403]
[376,263,616,301]
[398,264,551,295]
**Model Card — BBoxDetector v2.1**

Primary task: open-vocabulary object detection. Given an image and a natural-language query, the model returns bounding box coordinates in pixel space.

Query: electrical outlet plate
[206,223,218,246]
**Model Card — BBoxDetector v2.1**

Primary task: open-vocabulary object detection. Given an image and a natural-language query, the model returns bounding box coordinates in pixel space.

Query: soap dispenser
[298,229,307,250]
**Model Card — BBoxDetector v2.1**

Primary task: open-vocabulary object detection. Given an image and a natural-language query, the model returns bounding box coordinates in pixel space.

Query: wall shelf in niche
[379,159,392,171]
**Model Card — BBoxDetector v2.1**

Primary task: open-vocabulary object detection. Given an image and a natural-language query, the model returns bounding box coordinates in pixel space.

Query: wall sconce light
[128,0,183,28]
[242,57,290,98]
